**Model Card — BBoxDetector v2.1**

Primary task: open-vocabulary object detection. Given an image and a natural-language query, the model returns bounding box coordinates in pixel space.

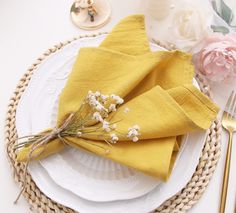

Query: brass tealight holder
[70,0,111,30]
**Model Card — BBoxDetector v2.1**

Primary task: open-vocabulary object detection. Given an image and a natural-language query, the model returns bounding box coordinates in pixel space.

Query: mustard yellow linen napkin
[17,15,219,181]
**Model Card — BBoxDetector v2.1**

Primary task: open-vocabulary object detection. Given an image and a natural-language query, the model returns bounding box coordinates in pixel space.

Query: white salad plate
[16,34,206,213]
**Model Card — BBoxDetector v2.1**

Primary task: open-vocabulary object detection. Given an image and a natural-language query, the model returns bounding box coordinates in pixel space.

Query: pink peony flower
[192,33,236,82]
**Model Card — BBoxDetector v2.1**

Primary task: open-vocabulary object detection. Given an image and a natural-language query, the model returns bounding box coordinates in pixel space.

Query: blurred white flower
[146,0,214,51]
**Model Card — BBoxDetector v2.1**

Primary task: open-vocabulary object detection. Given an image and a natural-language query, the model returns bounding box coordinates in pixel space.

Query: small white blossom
[127,129,139,137]
[116,97,124,105]
[124,107,130,113]
[101,94,108,101]
[127,125,141,142]
[95,103,105,111]
[111,124,117,129]
[92,112,103,122]
[102,120,111,132]
[132,136,139,142]
[86,93,97,106]
[85,91,141,144]
[77,131,82,137]
[86,91,109,113]
[110,133,119,143]
[109,104,117,112]
[110,94,124,105]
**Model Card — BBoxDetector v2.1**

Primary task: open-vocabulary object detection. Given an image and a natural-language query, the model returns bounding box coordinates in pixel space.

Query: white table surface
[0,0,236,212]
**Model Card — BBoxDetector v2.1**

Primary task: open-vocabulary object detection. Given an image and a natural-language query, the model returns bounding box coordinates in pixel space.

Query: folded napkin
[17,15,219,181]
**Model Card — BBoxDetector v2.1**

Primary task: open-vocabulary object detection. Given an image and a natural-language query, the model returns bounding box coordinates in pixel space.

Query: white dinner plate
[16,34,206,213]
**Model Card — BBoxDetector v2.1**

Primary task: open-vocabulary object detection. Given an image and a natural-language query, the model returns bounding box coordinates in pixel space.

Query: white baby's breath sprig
[92,112,103,122]
[109,104,117,112]
[86,91,141,144]
[100,94,108,104]
[110,133,119,143]
[16,91,141,151]
[86,91,108,113]
[127,125,141,142]
[110,94,124,105]
[86,92,140,143]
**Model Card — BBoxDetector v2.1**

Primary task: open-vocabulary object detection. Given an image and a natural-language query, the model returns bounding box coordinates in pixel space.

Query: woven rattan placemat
[5,33,222,213]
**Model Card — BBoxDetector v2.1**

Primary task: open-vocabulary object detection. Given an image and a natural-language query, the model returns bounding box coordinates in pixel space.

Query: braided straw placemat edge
[5,33,222,213]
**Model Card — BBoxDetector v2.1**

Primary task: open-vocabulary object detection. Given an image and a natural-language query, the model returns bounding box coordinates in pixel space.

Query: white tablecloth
[0,0,235,212]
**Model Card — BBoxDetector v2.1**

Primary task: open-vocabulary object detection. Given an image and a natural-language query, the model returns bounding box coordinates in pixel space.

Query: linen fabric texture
[17,15,219,181]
